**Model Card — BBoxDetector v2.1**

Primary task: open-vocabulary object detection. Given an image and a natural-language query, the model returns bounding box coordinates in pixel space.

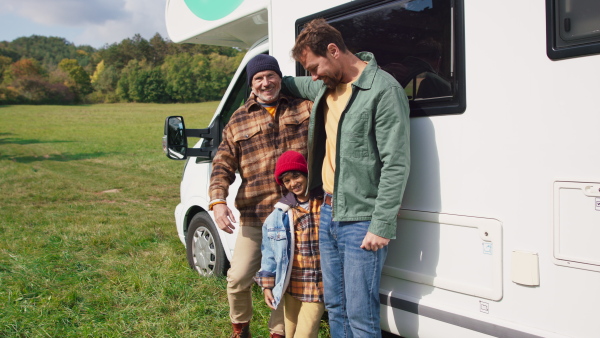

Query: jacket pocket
[233,124,265,172]
[342,109,371,159]
[279,109,309,126]
[232,124,262,148]
[267,227,287,241]
[280,112,309,153]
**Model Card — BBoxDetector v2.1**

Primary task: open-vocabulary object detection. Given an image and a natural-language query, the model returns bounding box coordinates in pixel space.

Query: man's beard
[254,87,280,103]
[322,71,342,89]
[323,77,337,89]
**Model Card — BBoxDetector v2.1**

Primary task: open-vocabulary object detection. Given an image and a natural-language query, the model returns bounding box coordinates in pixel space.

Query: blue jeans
[319,203,387,338]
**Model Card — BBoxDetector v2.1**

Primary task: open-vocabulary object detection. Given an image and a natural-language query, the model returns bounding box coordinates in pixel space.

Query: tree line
[0,34,244,105]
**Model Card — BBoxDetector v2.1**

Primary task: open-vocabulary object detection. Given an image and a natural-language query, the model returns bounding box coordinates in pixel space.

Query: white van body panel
[167,0,600,337]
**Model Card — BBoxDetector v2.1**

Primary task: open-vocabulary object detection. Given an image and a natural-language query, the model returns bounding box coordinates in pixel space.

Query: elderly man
[283,18,411,337]
[209,54,313,338]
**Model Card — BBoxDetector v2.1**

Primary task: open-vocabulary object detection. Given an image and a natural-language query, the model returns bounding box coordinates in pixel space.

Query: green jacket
[282,52,410,239]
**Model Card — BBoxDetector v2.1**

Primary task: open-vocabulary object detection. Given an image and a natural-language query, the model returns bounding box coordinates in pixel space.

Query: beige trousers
[227,225,285,335]
[283,293,325,338]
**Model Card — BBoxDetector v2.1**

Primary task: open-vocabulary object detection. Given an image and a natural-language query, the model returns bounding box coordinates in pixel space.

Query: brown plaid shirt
[253,191,324,303]
[287,196,324,303]
[209,93,312,227]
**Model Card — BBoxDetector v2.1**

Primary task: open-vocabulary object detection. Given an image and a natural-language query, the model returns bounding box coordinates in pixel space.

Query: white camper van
[162,0,600,336]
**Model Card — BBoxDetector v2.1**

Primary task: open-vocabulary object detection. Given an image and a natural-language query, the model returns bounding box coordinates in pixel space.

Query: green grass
[0,103,329,337]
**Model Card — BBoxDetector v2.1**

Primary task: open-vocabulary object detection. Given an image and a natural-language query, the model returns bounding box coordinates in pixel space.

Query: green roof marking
[184,0,244,21]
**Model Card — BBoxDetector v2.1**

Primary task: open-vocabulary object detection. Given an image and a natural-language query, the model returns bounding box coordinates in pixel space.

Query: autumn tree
[4,58,45,83]
[2,58,73,104]
[90,60,105,84]
[58,59,93,99]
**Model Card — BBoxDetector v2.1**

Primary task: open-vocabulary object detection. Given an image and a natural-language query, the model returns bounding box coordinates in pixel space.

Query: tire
[186,212,228,277]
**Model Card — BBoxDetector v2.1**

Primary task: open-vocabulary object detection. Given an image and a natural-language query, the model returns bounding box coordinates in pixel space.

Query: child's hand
[263,289,276,310]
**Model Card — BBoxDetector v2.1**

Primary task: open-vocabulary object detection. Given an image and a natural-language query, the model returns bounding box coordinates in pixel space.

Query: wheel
[186,212,228,277]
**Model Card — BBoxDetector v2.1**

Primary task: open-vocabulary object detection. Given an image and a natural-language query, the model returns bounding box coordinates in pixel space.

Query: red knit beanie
[274,150,308,186]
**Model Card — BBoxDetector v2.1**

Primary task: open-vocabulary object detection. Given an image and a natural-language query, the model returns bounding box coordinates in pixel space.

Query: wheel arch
[184,205,207,239]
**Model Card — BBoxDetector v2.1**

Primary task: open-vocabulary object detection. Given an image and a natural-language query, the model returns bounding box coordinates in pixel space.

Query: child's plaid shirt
[287,195,323,303]
[254,190,324,303]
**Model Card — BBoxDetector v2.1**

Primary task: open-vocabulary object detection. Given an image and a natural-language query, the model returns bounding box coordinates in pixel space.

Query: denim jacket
[254,200,295,309]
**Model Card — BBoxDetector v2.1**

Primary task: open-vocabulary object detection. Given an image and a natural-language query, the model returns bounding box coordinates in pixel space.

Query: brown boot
[230,322,251,338]
[269,333,284,338]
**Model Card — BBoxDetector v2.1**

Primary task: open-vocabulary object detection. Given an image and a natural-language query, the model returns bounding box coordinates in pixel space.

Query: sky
[0,0,170,49]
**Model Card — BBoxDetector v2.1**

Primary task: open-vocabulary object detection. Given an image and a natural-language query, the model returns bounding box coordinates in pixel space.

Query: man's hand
[263,288,276,310]
[360,231,390,251]
[212,203,237,234]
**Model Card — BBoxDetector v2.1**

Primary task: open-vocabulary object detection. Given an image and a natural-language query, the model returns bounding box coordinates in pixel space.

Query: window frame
[546,0,600,60]
[295,0,466,118]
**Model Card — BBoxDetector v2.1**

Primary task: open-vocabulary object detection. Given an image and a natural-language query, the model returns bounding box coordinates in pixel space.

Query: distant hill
[0,33,244,105]
[0,35,95,67]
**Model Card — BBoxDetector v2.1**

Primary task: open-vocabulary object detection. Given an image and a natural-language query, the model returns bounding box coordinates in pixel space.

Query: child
[254,150,324,338]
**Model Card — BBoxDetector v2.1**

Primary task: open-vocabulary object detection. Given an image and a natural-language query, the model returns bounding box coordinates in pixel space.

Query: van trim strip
[380,295,543,338]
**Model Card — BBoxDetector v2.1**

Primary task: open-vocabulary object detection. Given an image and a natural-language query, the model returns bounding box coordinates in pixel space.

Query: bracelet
[208,199,226,211]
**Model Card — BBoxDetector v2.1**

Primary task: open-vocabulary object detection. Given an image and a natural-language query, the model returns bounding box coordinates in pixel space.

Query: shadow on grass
[0,137,73,145]
[0,152,120,163]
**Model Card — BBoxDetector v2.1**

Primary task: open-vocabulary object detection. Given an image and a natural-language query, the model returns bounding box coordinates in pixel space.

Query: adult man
[209,54,312,338]
[283,19,411,337]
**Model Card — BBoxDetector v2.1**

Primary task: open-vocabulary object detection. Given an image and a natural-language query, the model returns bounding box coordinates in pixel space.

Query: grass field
[0,103,328,337]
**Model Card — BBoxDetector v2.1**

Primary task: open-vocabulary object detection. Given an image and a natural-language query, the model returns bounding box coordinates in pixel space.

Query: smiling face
[300,47,343,89]
[280,171,308,202]
[251,70,282,104]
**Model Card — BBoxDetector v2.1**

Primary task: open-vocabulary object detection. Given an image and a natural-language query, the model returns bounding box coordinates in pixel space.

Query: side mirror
[162,115,221,161]
[163,116,188,160]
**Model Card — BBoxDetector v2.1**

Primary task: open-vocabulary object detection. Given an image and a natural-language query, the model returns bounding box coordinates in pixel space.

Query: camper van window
[220,69,250,126]
[194,69,249,164]
[296,0,466,117]
[547,0,600,59]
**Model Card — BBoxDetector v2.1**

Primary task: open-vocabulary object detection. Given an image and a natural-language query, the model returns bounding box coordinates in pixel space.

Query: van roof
[165,0,268,48]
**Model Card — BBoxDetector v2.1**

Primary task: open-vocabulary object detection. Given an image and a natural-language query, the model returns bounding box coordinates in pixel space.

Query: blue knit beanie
[246,54,282,86]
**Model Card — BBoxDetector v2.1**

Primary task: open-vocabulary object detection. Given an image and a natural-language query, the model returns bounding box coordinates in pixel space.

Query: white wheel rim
[192,226,217,276]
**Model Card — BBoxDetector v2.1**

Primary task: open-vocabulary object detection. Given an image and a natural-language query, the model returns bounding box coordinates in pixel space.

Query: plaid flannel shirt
[209,93,312,227]
[254,191,324,303]
[287,196,324,303]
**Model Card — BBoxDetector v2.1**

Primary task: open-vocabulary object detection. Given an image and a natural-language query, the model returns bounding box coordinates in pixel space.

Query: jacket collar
[352,52,378,91]
[278,191,299,207]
